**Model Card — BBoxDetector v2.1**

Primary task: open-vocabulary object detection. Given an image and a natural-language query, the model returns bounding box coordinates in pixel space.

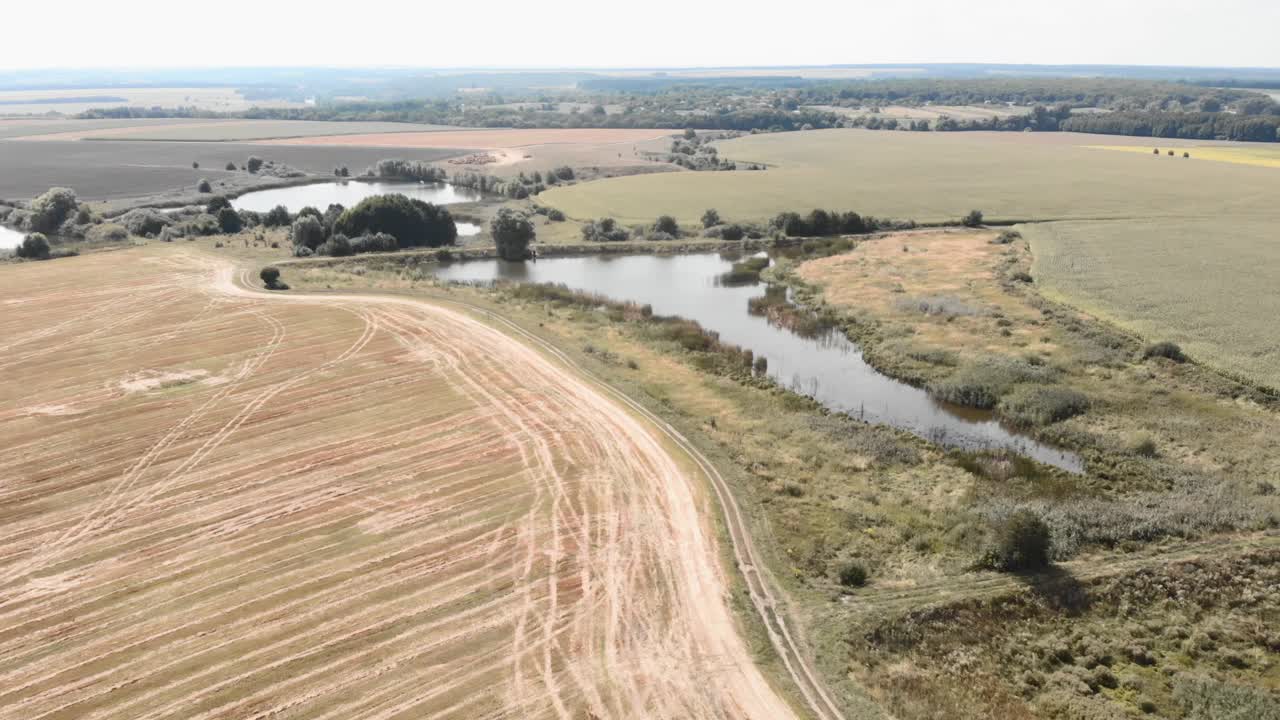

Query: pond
[231,180,484,214]
[429,252,1084,472]
[0,225,23,250]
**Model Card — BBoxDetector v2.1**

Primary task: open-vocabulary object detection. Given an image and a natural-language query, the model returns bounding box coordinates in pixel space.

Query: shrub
[225,161,237,171]
[317,233,352,257]
[553,166,575,181]
[1173,674,1280,720]
[246,156,264,174]
[492,208,536,261]
[117,208,171,237]
[196,178,212,193]
[753,355,768,375]
[14,232,51,259]
[720,223,746,241]
[86,223,129,244]
[350,232,398,254]
[927,357,1057,409]
[700,208,721,228]
[334,194,456,248]
[1010,270,1033,283]
[961,209,985,227]
[260,266,287,290]
[999,385,1089,426]
[184,213,220,236]
[28,187,79,233]
[581,217,630,243]
[992,230,1022,244]
[1142,341,1187,363]
[216,207,242,234]
[205,196,232,214]
[1125,431,1158,457]
[192,161,199,169]
[654,215,680,236]
[546,208,566,222]
[837,561,868,588]
[984,510,1052,571]
[262,205,291,228]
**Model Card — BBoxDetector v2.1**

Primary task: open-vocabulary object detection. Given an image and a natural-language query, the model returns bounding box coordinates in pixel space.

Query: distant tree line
[1059,111,1280,142]
[793,77,1269,112]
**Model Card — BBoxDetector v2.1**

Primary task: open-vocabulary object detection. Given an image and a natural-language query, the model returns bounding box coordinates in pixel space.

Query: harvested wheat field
[260,128,672,149]
[0,248,795,720]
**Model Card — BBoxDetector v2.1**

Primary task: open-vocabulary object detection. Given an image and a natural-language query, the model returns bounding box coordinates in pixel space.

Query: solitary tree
[290,215,326,251]
[491,208,536,261]
[961,209,984,228]
[246,156,264,174]
[700,208,721,228]
[196,178,212,193]
[654,215,680,236]
[28,187,79,234]
[225,161,237,171]
[192,161,200,169]
[259,266,284,289]
[216,207,243,234]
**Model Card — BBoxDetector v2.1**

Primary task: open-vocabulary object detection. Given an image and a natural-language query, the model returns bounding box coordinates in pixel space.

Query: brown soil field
[261,128,673,149]
[0,248,796,720]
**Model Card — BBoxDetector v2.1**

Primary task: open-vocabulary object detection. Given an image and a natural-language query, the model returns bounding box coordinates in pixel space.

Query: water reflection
[429,252,1083,472]
[232,180,483,214]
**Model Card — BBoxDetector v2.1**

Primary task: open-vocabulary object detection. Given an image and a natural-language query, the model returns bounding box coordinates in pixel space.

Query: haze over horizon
[3,0,1278,71]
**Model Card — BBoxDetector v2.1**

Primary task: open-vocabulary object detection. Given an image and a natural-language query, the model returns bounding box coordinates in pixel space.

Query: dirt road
[0,249,798,720]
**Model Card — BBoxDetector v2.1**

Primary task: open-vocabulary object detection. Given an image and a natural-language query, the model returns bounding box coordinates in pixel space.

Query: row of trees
[1059,111,1280,143]
[771,209,903,237]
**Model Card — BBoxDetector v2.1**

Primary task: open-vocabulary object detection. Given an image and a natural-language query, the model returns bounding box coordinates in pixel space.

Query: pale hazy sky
[3,0,1278,70]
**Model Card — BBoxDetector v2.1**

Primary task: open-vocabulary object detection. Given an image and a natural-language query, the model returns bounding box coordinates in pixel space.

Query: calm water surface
[232,181,483,214]
[0,225,23,250]
[430,252,1083,472]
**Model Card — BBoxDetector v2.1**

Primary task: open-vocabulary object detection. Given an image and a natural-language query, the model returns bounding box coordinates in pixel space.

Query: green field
[1027,218,1280,389]
[540,129,1280,225]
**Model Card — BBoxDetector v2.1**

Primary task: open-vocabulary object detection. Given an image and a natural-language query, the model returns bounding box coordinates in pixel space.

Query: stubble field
[0,141,471,202]
[1026,217,1280,389]
[0,248,795,720]
[539,128,1280,224]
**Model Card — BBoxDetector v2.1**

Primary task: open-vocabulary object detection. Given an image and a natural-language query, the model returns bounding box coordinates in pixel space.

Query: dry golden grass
[0,247,795,720]
[797,229,1051,358]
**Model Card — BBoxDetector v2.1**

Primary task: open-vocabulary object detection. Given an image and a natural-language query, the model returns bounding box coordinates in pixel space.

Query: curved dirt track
[0,249,797,720]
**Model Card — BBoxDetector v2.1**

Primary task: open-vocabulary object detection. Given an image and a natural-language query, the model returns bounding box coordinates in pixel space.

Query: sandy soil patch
[117,368,212,393]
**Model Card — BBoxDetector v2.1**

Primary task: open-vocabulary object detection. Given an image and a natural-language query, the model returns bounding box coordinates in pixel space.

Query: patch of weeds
[999,385,1089,426]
